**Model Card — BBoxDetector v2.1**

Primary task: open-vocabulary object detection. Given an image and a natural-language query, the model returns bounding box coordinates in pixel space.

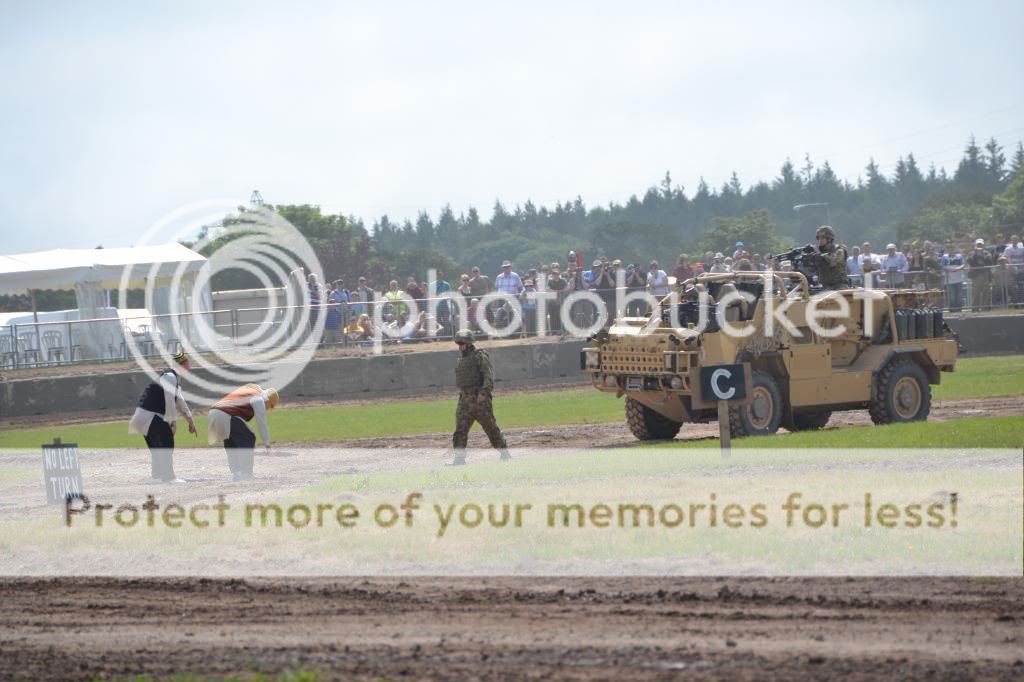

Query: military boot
[499,449,512,461]
[446,450,467,466]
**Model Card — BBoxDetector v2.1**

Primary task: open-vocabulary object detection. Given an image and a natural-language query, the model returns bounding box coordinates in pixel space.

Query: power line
[822,102,1024,160]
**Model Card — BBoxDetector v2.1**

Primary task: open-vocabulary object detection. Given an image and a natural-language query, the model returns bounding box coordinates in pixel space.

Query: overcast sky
[1,1,1022,253]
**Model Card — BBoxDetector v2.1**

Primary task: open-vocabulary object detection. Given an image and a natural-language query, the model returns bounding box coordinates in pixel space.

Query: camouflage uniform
[809,226,849,290]
[811,243,849,289]
[452,343,509,458]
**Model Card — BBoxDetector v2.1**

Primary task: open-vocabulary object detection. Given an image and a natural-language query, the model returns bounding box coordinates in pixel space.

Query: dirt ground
[2,395,1021,680]
[0,577,1021,680]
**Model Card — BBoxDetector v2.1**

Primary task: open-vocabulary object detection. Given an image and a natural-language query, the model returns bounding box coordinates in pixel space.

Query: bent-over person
[207,383,280,481]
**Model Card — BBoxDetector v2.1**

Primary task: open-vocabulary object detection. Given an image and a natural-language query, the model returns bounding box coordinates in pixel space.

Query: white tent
[0,243,206,294]
[0,244,209,362]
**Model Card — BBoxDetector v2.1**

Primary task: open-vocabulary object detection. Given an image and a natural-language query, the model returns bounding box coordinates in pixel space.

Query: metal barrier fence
[850,263,1024,312]
[2,267,1022,371]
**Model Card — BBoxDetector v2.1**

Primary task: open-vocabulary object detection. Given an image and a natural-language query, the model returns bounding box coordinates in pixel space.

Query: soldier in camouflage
[809,225,850,290]
[449,330,511,465]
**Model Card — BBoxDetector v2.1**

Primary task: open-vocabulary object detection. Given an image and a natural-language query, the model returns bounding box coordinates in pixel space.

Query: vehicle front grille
[600,349,665,374]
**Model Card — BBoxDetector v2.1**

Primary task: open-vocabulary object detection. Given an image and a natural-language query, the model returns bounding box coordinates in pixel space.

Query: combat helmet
[454,330,475,345]
[816,225,836,241]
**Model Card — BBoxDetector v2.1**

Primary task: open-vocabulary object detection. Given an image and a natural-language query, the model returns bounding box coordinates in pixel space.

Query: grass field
[0,355,1021,450]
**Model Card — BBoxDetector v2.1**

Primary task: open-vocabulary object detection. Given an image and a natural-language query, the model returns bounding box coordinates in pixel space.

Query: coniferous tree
[984,137,1007,189]
[1011,143,1024,180]
[955,134,988,191]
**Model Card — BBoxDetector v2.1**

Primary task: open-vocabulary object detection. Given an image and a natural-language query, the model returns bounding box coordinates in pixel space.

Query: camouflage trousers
[452,391,507,450]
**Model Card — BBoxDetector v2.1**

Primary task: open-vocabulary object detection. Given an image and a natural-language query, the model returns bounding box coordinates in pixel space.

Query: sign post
[41,437,84,505]
[700,364,749,460]
[717,399,732,457]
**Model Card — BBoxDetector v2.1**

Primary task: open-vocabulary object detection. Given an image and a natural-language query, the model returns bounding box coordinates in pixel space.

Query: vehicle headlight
[669,376,683,389]
[584,349,600,369]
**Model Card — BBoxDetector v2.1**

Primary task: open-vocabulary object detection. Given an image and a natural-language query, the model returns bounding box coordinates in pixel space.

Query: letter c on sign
[711,368,735,400]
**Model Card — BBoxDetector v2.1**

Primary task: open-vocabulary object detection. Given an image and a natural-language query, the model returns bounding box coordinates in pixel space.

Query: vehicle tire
[625,397,682,440]
[785,409,833,432]
[869,358,931,424]
[728,370,784,437]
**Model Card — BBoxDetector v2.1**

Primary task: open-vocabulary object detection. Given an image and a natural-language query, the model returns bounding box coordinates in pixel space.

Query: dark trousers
[144,416,176,481]
[523,307,537,335]
[223,416,256,475]
[453,392,507,451]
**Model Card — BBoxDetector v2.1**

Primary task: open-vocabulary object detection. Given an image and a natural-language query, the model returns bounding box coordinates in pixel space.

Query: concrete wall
[0,340,588,419]
[945,315,1024,356]
[2,314,1021,420]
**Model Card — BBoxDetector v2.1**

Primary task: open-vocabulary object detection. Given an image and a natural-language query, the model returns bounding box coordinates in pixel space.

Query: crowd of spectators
[305,233,1024,345]
[841,234,1024,311]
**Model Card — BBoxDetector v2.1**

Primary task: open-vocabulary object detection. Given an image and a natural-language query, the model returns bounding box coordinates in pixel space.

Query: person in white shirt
[858,242,882,286]
[646,260,670,298]
[128,351,196,483]
[1003,234,1024,271]
[207,384,280,481]
[859,242,881,271]
[880,243,909,287]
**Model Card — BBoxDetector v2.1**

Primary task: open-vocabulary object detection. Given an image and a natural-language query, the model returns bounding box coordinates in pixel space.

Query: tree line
[4,134,1023,313]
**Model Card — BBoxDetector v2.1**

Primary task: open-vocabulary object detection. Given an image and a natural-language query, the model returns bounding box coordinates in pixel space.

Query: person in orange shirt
[207,383,280,481]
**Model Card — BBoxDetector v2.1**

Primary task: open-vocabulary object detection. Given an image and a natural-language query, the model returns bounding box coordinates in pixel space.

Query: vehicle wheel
[728,370,783,437]
[625,397,682,440]
[869,358,931,424]
[785,409,833,432]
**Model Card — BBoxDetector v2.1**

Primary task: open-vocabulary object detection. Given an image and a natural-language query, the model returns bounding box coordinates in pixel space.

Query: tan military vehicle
[582,269,959,440]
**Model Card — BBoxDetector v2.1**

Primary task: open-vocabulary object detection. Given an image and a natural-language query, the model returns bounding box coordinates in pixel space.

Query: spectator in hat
[881,243,909,287]
[520,277,539,335]
[493,261,523,295]
[967,238,994,309]
[732,242,747,260]
[128,351,196,483]
[710,253,729,273]
[349,276,373,318]
[545,263,569,334]
[583,259,603,289]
